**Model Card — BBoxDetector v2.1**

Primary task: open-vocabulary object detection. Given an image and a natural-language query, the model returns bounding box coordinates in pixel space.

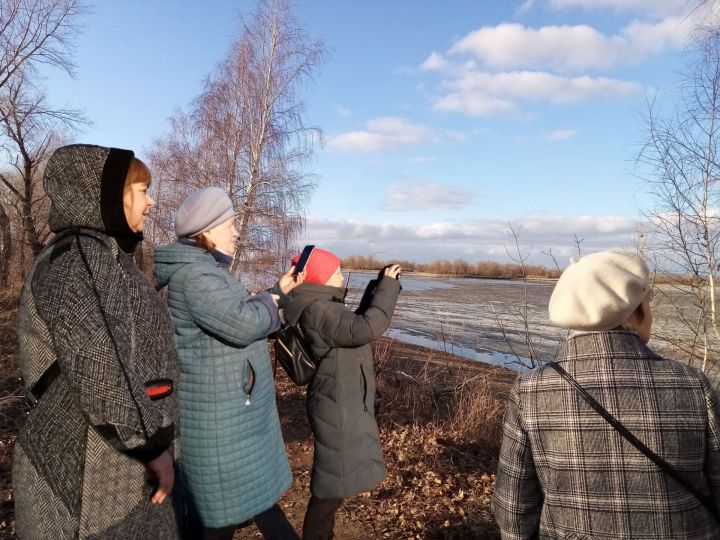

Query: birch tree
[640,25,720,368]
[148,0,325,286]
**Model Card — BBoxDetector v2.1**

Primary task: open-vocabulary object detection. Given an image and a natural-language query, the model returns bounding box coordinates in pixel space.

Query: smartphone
[293,245,315,275]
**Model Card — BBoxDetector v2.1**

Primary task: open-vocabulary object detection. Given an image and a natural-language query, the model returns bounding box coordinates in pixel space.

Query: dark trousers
[302,496,344,540]
[191,503,299,540]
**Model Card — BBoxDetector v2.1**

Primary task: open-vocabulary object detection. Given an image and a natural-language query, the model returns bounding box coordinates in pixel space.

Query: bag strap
[26,229,114,404]
[27,230,151,440]
[546,361,719,521]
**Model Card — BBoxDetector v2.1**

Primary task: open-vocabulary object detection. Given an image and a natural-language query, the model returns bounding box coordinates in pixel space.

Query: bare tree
[0,73,84,267]
[0,0,86,107]
[148,0,325,287]
[639,25,720,369]
[0,0,86,281]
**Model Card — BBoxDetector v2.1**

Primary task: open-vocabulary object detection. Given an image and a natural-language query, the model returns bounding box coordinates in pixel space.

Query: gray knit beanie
[175,187,235,238]
[549,250,650,331]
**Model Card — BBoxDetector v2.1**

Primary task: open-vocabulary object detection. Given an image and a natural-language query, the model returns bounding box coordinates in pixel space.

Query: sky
[39,0,717,266]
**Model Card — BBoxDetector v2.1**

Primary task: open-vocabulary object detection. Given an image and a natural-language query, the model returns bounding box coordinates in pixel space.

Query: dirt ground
[0,290,513,539]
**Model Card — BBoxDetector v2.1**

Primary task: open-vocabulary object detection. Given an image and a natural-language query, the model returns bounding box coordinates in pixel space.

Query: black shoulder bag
[274,321,320,386]
[546,361,719,522]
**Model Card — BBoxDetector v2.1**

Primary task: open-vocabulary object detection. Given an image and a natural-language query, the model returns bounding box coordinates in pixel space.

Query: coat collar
[556,330,662,364]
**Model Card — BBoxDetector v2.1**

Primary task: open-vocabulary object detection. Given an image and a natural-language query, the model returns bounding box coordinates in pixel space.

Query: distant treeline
[652,273,713,286]
[341,255,561,280]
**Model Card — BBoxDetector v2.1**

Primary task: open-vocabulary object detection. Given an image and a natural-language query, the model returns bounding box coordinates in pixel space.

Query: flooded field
[346,272,701,370]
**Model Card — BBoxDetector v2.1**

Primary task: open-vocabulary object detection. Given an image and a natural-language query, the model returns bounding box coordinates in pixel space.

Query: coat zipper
[360,364,368,412]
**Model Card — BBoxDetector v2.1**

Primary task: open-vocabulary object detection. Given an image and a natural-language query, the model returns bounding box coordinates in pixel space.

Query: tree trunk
[0,201,11,287]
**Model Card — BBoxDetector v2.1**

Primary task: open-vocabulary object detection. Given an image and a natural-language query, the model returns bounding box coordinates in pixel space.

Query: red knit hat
[292,247,341,285]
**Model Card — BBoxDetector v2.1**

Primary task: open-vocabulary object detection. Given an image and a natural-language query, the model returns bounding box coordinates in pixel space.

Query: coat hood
[45,144,142,247]
[284,282,345,325]
[153,241,218,287]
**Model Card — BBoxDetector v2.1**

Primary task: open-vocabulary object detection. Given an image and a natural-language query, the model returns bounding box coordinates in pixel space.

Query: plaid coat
[492,331,720,540]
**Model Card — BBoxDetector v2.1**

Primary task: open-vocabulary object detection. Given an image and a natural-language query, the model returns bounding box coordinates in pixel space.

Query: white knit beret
[175,187,235,238]
[549,250,651,331]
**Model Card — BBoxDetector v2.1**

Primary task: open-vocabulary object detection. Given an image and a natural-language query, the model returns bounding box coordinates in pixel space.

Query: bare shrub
[373,339,510,459]
[448,377,506,448]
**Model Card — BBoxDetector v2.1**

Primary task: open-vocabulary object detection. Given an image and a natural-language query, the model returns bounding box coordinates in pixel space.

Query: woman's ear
[619,303,644,333]
[635,300,648,325]
[621,295,652,343]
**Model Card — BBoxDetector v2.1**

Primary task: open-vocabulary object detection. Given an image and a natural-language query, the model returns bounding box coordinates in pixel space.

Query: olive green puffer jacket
[284,277,400,498]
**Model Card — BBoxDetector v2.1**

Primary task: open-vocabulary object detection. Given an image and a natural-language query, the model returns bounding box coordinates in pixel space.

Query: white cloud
[433,70,639,116]
[434,92,522,117]
[449,19,692,71]
[329,117,433,151]
[420,52,448,71]
[301,215,639,264]
[543,128,577,140]
[515,0,536,16]
[328,117,464,152]
[453,70,638,102]
[381,183,475,211]
[415,1,710,120]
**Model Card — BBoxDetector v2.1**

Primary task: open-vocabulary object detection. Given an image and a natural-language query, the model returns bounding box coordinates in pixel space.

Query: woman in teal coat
[154,187,301,540]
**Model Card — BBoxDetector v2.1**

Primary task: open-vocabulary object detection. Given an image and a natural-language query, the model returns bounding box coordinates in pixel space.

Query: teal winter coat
[153,242,291,528]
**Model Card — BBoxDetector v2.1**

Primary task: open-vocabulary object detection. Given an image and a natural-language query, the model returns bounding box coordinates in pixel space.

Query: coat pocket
[243,360,256,406]
[360,364,368,413]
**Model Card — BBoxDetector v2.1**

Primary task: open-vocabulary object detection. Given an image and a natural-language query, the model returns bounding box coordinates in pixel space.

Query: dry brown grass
[374,338,509,454]
[335,339,514,538]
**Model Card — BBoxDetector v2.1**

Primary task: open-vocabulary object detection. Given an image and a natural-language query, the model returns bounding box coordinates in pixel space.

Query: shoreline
[376,335,518,397]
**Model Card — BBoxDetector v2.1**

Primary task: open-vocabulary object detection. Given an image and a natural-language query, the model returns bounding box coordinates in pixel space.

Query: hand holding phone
[382,264,402,280]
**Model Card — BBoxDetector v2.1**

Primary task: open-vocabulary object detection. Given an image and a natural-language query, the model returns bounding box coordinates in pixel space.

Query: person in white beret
[492,250,720,540]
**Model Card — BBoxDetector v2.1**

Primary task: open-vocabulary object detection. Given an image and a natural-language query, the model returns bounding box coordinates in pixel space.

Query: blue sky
[41,0,713,265]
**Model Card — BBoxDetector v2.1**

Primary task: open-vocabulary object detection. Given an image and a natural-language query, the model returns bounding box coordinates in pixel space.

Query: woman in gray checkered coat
[13,144,180,539]
[492,251,720,540]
